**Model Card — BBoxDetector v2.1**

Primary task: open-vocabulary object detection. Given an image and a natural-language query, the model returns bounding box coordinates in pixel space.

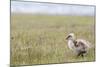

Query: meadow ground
[11,14,95,65]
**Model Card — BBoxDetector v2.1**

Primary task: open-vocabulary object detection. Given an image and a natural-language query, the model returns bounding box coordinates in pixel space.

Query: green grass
[11,14,95,65]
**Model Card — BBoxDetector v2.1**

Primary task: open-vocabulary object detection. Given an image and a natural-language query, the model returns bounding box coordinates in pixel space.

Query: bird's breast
[68,40,75,50]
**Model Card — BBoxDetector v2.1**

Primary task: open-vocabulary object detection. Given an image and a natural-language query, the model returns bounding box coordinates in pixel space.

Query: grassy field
[11,13,95,66]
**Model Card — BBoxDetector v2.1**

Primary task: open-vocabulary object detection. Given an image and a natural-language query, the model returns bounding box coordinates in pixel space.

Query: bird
[66,33,90,57]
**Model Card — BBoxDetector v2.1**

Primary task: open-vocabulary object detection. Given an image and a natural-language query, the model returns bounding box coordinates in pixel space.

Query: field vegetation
[11,14,95,65]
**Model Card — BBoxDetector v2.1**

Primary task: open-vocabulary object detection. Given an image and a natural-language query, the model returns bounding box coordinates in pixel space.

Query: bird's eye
[66,35,71,39]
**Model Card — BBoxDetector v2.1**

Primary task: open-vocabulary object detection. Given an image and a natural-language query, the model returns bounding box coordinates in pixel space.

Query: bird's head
[66,33,75,40]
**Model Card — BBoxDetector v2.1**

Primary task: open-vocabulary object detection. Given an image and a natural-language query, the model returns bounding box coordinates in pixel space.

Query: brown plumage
[66,33,90,57]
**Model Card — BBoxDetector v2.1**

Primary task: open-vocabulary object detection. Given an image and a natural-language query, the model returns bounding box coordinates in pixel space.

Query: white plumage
[66,33,90,57]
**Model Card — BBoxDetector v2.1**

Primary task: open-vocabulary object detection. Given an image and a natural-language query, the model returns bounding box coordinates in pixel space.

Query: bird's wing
[76,39,90,49]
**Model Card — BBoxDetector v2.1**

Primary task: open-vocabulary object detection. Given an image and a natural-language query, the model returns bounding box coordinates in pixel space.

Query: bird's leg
[81,54,84,58]
[76,52,81,57]
[76,53,81,59]
[76,52,84,58]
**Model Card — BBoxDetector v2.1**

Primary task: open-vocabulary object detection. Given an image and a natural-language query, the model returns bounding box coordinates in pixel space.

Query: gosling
[66,33,90,57]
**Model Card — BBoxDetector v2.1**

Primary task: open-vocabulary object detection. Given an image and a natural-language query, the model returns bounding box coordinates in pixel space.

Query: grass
[11,13,95,66]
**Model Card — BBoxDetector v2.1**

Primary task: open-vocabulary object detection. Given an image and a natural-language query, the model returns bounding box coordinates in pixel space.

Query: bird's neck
[67,39,75,50]
[68,39,75,42]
